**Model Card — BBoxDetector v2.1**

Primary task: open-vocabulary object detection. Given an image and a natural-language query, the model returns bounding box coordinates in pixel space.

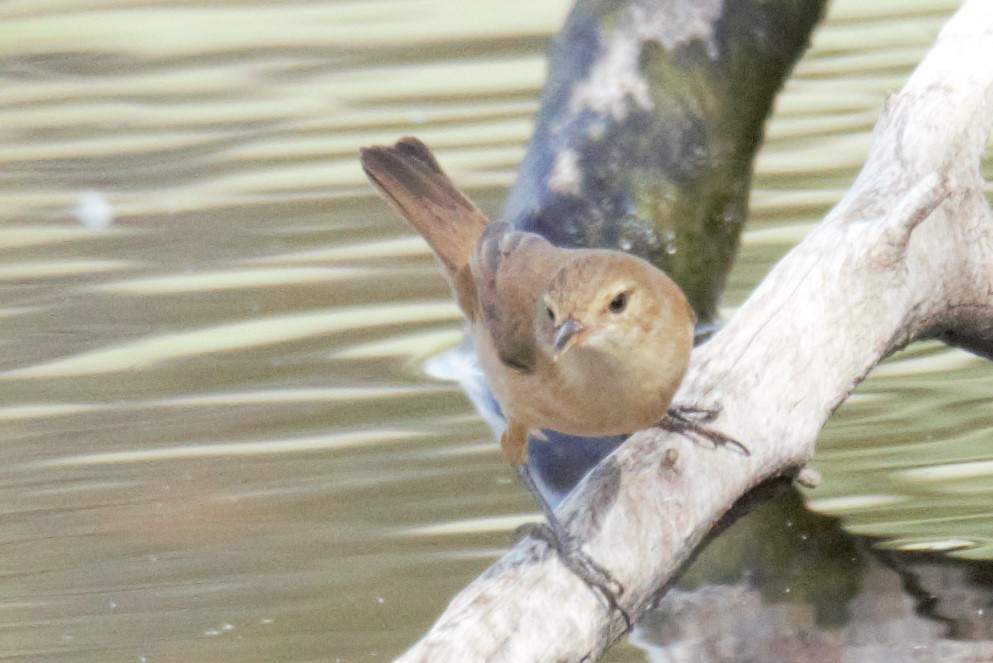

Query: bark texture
[504,0,826,325]
[399,1,993,660]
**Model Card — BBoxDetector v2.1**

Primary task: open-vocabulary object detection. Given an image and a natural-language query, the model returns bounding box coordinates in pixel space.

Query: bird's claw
[514,464,630,628]
[668,405,718,424]
[660,406,749,456]
[517,521,631,630]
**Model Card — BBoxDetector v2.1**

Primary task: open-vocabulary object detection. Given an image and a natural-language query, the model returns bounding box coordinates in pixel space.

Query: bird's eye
[546,305,555,321]
[608,291,629,314]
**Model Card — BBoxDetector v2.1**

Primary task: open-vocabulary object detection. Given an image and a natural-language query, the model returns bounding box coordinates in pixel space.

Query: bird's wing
[471,222,561,373]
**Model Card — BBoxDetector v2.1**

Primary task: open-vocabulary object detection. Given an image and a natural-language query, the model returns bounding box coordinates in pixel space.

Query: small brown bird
[360,137,737,605]
[361,138,695,462]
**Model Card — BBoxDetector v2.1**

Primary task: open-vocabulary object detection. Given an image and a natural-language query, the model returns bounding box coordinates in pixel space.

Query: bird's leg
[660,406,749,456]
[514,463,631,629]
[501,422,630,626]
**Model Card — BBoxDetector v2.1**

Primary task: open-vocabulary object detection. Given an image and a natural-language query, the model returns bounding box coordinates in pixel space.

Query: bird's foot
[514,463,631,628]
[660,406,749,456]
[667,405,718,423]
[515,521,631,630]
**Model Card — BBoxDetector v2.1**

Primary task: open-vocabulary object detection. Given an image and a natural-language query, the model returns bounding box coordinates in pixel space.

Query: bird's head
[536,251,687,364]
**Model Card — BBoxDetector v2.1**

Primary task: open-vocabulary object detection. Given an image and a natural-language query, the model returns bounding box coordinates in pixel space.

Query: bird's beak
[552,318,586,361]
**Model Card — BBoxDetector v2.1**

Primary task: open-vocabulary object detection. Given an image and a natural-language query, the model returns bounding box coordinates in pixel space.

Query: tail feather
[360,138,489,300]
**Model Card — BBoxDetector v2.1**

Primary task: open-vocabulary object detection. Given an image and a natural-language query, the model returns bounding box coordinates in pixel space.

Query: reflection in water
[1,0,991,661]
[633,490,993,661]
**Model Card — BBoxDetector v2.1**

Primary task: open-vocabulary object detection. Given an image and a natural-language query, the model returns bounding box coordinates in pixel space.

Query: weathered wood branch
[398,1,993,660]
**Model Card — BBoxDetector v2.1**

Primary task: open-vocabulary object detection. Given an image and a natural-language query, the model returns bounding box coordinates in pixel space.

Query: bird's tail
[360,138,488,314]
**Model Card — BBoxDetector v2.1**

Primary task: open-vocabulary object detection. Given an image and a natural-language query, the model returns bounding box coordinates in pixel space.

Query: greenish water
[1,0,990,660]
